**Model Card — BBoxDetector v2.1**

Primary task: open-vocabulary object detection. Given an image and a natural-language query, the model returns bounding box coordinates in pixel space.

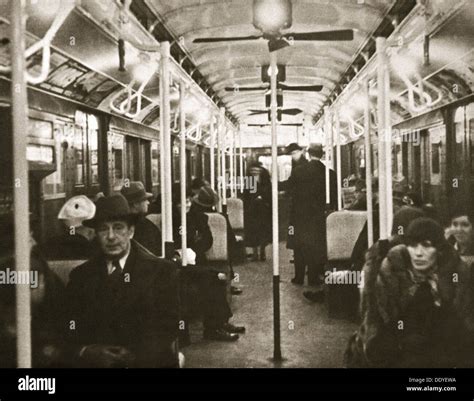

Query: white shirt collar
[106,248,131,275]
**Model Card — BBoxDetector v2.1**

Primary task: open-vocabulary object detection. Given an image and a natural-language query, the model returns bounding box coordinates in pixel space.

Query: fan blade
[224,86,269,92]
[268,38,290,52]
[193,35,262,43]
[279,84,323,92]
[249,110,268,115]
[281,123,303,126]
[284,29,354,41]
[247,123,303,127]
[281,108,302,115]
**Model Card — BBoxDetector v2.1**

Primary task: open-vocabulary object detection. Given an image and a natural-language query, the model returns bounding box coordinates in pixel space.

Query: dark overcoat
[243,165,272,247]
[287,159,336,264]
[64,240,179,368]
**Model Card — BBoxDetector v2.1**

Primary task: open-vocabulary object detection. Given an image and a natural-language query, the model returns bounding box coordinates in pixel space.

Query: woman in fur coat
[346,217,473,368]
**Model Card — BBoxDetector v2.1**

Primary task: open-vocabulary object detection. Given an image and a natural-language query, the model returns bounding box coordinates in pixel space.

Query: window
[73,123,86,186]
[74,110,101,189]
[43,121,70,196]
[88,115,99,185]
[151,141,159,185]
[110,132,124,190]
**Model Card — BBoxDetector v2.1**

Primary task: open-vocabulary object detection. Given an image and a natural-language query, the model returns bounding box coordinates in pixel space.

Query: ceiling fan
[248,123,303,127]
[193,0,354,52]
[224,65,323,92]
[249,108,302,121]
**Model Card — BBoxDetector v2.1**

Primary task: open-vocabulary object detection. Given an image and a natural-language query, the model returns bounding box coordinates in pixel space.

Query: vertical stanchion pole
[270,51,281,361]
[364,78,374,247]
[233,131,237,196]
[11,0,32,368]
[335,110,342,210]
[179,82,187,266]
[220,108,227,213]
[217,109,223,212]
[210,115,216,191]
[230,131,234,198]
[384,63,393,234]
[324,107,331,206]
[376,37,388,240]
[239,125,244,194]
[161,42,174,258]
[159,60,166,258]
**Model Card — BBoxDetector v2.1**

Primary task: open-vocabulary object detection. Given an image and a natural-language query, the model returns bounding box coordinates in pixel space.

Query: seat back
[326,211,367,261]
[205,213,228,261]
[48,259,86,286]
[146,213,162,229]
[226,198,244,231]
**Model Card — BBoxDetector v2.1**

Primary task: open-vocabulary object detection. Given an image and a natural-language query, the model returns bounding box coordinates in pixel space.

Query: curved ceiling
[146,0,396,125]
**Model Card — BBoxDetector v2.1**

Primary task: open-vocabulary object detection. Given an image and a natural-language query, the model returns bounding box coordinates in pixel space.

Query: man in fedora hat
[121,181,162,257]
[279,143,308,264]
[287,143,337,291]
[63,194,179,368]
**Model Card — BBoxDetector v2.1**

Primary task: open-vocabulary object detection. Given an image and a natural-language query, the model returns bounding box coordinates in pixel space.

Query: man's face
[96,220,134,259]
[132,199,149,215]
[450,215,473,246]
[291,149,302,162]
[177,197,192,214]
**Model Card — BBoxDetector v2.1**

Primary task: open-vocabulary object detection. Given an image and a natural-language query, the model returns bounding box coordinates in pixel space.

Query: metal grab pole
[233,131,237,196]
[220,109,227,213]
[376,37,388,240]
[384,64,393,234]
[159,66,166,258]
[364,78,374,247]
[210,116,216,191]
[324,107,331,206]
[270,51,281,361]
[229,131,234,198]
[335,110,342,210]
[161,42,174,258]
[217,110,223,212]
[239,126,244,194]
[179,83,187,266]
[11,0,32,368]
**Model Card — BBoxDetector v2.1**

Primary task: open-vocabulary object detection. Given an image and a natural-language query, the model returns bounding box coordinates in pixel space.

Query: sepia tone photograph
[0,0,473,399]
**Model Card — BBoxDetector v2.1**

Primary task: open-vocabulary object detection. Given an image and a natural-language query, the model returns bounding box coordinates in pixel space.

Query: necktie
[109,260,123,284]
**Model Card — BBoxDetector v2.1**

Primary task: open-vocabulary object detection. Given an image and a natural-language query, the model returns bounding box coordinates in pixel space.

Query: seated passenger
[63,194,179,368]
[346,217,473,368]
[191,185,243,295]
[121,181,162,257]
[43,195,98,260]
[172,187,244,343]
[0,214,65,367]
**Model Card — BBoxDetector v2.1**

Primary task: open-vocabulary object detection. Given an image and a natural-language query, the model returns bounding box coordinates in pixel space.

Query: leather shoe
[231,286,243,295]
[291,278,303,285]
[303,290,325,303]
[222,322,246,333]
[203,329,239,342]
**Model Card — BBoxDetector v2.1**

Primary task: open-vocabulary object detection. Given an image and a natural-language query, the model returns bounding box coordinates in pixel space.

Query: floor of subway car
[183,242,357,368]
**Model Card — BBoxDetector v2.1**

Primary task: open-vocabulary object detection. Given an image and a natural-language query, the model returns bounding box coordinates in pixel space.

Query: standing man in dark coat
[287,143,337,287]
[243,161,272,261]
[280,143,308,252]
[121,181,162,257]
[63,194,179,368]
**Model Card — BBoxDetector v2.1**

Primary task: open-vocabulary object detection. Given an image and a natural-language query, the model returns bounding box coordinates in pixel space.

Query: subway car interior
[0,0,473,370]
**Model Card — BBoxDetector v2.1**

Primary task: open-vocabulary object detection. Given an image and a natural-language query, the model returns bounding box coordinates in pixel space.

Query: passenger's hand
[217,272,227,281]
[81,344,134,368]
